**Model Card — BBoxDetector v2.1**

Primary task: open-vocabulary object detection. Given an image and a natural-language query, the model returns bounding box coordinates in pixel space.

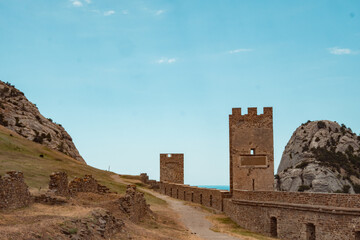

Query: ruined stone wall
[140,173,149,184]
[118,185,151,223]
[68,175,110,195]
[49,172,69,196]
[147,180,160,189]
[69,175,98,194]
[229,107,274,192]
[224,198,360,240]
[232,190,360,208]
[160,153,184,184]
[159,182,230,211]
[0,171,31,209]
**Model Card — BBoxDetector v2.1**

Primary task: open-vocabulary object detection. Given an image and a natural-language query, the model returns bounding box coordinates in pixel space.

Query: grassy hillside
[0,125,126,193]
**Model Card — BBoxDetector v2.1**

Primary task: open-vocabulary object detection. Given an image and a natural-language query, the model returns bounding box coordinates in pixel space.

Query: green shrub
[35,115,42,123]
[296,161,309,169]
[33,130,46,144]
[15,117,24,127]
[68,228,78,234]
[317,121,326,129]
[311,147,360,180]
[302,145,309,152]
[340,124,347,135]
[58,142,65,153]
[353,184,360,194]
[330,137,336,146]
[342,185,351,193]
[298,185,310,192]
[0,113,8,126]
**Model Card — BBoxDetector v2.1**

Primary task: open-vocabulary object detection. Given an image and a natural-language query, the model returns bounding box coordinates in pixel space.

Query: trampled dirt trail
[151,191,242,240]
[112,175,242,240]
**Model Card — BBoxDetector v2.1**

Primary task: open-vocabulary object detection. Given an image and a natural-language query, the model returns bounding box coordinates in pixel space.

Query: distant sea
[197,185,230,191]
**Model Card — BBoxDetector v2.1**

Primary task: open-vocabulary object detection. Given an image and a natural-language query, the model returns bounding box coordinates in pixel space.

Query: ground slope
[0,125,195,239]
[0,125,122,192]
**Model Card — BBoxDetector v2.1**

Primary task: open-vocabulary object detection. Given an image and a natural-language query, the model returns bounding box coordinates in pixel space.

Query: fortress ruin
[142,107,360,240]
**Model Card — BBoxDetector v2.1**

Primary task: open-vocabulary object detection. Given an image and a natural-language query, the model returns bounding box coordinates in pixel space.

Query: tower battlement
[229,107,274,192]
[231,107,272,117]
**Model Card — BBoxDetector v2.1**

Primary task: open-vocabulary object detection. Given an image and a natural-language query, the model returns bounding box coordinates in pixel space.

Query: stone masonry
[48,172,110,196]
[152,106,360,239]
[140,173,149,184]
[0,171,31,209]
[160,153,184,184]
[49,172,69,196]
[118,185,152,223]
[229,107,274,192]
[68,175,110,195]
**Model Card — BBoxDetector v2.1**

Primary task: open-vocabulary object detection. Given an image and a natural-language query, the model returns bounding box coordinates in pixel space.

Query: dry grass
[207,214,277,240]
[0,125,126,193]
[0,126,186,239]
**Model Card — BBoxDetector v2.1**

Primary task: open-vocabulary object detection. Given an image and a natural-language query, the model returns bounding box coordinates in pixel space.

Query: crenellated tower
[229,107,274,192]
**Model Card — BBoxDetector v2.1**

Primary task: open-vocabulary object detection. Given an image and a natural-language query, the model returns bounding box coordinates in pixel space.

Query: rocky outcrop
[276,120,360,193]
[0,81,85,163]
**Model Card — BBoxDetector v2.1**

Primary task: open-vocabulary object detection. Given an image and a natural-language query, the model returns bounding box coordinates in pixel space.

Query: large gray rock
[0,81,85,163]
[276,120,360,193]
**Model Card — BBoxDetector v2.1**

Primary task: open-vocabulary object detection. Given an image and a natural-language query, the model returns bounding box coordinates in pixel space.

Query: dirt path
[112,175,242,240]
[150,191,242,240]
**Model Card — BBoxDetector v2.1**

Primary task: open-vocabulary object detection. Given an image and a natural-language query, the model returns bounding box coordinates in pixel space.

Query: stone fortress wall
[160,153,184,184]
[159,181,231,211]
[142,107,360,240]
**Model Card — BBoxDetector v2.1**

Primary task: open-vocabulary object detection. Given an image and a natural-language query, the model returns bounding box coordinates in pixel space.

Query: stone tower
[229,107,274,192]
[160,153,184,184]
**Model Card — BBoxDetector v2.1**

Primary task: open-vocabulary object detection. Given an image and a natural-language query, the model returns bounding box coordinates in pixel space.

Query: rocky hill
[276,120,360,193]
[0,80,85,163]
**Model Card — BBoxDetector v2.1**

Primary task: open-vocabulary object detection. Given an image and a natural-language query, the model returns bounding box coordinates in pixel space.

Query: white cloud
[228,49,253,54]
[71,0,83,7]
[104,10,115,16]
[168,58,176,63]
[122,10,129,15]
[328,47,355,55]
[84,0,91,3]
[155,10,165,15]
[156,57,177,64]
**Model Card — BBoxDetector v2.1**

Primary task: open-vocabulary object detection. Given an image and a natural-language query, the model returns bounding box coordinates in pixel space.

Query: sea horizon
[196,185,230,191]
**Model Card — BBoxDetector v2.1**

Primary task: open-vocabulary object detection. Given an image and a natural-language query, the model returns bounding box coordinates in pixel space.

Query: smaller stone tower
[229,107,274,193]
[160,153,184,184]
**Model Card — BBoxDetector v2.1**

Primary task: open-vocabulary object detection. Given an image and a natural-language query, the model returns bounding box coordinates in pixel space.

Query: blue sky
[0,0,359,185]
